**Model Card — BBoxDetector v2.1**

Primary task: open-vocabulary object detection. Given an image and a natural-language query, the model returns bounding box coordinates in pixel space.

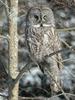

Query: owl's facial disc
[27,7,55,28]
[28,8,41,27]
[41,8,55,27]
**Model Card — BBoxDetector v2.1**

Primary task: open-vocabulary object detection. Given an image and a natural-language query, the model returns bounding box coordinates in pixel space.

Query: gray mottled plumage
[25,6,62,92]
[25,6,61,62]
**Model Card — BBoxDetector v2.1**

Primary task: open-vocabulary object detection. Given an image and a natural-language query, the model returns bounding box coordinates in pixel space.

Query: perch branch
[56,27,75,32]
[10,46,75,90]
[45,68,70,100]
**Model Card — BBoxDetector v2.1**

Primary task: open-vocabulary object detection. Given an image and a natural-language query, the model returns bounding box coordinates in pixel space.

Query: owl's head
[26,6,55,28]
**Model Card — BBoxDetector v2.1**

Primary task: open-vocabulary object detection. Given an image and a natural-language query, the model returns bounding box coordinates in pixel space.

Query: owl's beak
[40,23,43,27]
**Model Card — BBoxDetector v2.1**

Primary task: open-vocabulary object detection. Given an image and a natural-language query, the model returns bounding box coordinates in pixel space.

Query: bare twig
[19,92,75,99]
[45,46,75,58]
[0,94,8,98]
[60,39,71,48]
[62,58,75,63]
[51,56,64,68]
[0,0,9,9]
[45,68,70,100]
[0,34,9,40]
[60,39,75,53]
[10,62,35,90]
[56,27,75,32]
[0,0,15,17]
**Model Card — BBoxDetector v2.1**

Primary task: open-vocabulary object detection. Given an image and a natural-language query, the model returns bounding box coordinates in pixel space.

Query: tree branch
[56,27,75,32]
[45,68,70,100]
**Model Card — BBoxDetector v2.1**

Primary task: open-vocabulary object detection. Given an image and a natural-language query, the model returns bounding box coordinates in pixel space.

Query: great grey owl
[25,6,62,92]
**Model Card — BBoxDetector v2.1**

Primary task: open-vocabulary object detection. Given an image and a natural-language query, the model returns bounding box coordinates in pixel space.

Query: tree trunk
[8,0,19,100]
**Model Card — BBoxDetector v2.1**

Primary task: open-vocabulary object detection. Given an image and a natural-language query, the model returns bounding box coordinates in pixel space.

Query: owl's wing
[54,33,63,70]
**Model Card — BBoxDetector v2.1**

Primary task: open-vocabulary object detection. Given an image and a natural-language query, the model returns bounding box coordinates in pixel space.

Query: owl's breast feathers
[27,27,60,62]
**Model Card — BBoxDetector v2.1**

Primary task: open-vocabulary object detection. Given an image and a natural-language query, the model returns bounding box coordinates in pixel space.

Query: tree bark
[8,0,19,100]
